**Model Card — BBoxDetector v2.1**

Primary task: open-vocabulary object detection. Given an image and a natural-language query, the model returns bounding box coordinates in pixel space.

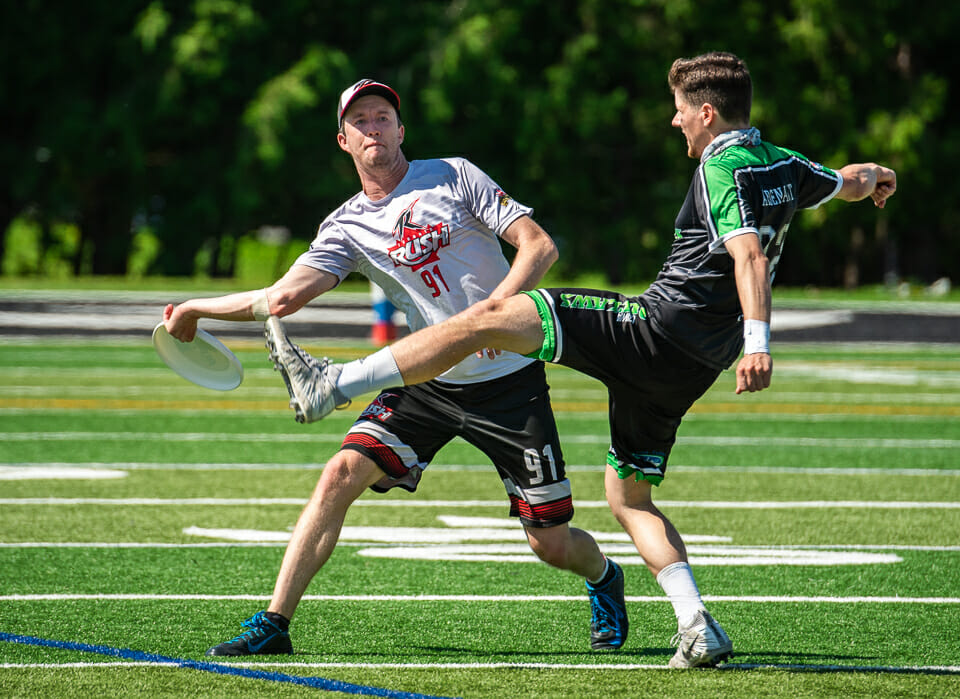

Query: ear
[700,102,717,127]
[398,124,404,144]
[337,131,349,153]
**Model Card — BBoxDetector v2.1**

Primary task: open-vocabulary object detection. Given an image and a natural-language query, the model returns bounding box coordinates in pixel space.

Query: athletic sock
[656,561,705,627]
[263,611,290,631]
[336,347,402,399]
[587,557,612,586]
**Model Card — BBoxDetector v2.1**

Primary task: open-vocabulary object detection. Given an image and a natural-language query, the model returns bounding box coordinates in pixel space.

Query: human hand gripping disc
[152,323,243,391]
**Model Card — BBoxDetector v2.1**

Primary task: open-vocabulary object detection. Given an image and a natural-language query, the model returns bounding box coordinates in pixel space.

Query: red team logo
[388,198,450,271]
[358,393,399,422]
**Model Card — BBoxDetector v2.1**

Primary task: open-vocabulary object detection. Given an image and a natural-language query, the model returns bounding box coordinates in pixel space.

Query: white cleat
[264,316,349,423]
[668,610,733,669]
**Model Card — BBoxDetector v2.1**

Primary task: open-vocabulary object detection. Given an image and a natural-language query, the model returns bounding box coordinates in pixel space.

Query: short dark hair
[668,52,752,124]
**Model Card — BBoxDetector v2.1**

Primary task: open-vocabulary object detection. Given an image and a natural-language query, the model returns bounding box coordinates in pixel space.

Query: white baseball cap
[337,79,401,127]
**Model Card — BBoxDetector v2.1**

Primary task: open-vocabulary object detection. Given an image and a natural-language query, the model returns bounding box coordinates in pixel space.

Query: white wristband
[251,288,271,321]
[743,319,770,355]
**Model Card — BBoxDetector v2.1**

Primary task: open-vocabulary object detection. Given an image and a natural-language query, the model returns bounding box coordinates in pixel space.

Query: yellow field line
[1,397,957,417]
[692,402,960,416]
[0,398,280,411]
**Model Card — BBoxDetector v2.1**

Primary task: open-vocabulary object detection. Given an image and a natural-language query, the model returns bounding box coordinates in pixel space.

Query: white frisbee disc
[152,323,243,391]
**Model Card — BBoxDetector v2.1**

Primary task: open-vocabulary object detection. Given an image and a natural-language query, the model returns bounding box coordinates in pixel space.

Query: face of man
[337,94,404,168]
[671,91,712,159]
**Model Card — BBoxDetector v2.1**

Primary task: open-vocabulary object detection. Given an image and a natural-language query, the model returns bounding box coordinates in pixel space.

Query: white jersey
[295,157,535,383]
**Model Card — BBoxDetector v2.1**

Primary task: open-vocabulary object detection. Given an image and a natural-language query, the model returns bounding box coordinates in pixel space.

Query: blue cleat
[205,611,293,656]
[585,560,629,650]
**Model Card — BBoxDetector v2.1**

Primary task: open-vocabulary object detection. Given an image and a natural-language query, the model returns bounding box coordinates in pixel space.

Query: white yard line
[1,542,956,551]
[2,462,959,477]
[1,660,959,674]
[2,593,958,603]
[2,497,958,508]
[2,431,959,448]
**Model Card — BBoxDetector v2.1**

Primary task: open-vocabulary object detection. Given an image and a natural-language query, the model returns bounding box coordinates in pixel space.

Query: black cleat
[205,611,293,657]
[586,560,629,650]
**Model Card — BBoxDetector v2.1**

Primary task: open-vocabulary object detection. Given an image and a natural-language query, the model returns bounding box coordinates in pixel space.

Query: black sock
[597,559,618,586]
[263,612,290,631]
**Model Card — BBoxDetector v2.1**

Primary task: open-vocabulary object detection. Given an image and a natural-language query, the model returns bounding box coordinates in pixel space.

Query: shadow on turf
[335,645,671,661]
[317,647,960,676]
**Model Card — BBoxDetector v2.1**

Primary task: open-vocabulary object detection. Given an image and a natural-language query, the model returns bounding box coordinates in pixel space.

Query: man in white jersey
[269,54,897,668]
[162,79,628,656]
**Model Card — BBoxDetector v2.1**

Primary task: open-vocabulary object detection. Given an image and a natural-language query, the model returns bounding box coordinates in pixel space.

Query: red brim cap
[337,79,401,126]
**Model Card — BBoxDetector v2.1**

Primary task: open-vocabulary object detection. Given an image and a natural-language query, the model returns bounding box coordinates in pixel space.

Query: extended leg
[205,450,384,656]
[268,450,385,618]
[389,294,545,385]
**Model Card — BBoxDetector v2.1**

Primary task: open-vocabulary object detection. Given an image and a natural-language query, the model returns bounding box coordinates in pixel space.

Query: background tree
[2,0,956,286]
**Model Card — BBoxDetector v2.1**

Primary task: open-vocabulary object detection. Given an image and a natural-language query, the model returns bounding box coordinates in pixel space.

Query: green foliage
[1,219,42,276]
[127,228,163,279]
[232,231,307,286]
[1,1,957,284]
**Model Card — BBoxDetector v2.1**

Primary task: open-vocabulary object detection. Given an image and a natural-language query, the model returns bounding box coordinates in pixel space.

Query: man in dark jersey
[272,52,897,667]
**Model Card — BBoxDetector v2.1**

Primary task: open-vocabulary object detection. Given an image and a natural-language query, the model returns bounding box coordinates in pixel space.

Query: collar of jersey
[700,127,761,163]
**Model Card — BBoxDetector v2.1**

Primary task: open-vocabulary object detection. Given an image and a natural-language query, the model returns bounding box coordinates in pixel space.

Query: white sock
[656,561,705,627]
[336,347,403,400]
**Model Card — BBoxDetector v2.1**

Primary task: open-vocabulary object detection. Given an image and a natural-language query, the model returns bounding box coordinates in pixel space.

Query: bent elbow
[265,288,305,318]
[544,240,559,267]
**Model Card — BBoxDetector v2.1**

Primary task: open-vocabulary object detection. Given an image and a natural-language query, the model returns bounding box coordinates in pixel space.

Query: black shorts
[341,361,573,528]
[523,288,722,484]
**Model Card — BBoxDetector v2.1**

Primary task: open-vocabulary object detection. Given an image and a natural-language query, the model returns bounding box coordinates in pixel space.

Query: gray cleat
[264,315,349,423]
[668,610,733,668]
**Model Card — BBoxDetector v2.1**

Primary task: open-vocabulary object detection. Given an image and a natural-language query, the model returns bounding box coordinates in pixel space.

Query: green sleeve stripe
[701,161,745,235]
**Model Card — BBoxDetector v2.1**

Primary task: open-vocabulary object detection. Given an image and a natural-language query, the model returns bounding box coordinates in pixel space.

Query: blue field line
[0,632,457,699]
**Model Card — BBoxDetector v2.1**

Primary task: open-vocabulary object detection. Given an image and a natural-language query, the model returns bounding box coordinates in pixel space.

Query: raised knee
[463,297,508,325]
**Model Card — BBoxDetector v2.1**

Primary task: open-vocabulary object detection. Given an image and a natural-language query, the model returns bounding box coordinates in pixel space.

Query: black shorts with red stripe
[341,360,574,528]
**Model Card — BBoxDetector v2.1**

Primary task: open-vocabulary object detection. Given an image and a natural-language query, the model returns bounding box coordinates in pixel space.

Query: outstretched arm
[835,163,897,208]
[163,265,338,341]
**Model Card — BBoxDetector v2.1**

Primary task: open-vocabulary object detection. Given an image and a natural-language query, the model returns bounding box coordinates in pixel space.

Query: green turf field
[1,337,958,698]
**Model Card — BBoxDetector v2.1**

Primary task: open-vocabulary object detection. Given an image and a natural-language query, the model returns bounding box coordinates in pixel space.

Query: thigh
[341,385,461,483]
[525,288,652,384]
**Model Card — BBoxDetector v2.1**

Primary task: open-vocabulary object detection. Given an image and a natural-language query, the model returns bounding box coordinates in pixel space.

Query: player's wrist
[743,318,770,355]
[251,288,271,321]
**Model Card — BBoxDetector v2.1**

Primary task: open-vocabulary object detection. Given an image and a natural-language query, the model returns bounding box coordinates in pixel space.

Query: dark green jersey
[644,129,842,369]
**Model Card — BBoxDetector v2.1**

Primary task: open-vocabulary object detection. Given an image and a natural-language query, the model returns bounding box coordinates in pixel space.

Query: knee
[458,297,497,328]
[606,487,656,525]
[313,451,381,501]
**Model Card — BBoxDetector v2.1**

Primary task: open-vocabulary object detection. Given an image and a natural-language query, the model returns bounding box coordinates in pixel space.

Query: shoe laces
[226,612,274,644]
[670,618,705,649]
[589,591,615,631]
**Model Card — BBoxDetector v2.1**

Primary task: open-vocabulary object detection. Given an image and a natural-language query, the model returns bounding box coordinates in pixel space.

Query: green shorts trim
[520,290,558,362]
[606,451,665,486]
